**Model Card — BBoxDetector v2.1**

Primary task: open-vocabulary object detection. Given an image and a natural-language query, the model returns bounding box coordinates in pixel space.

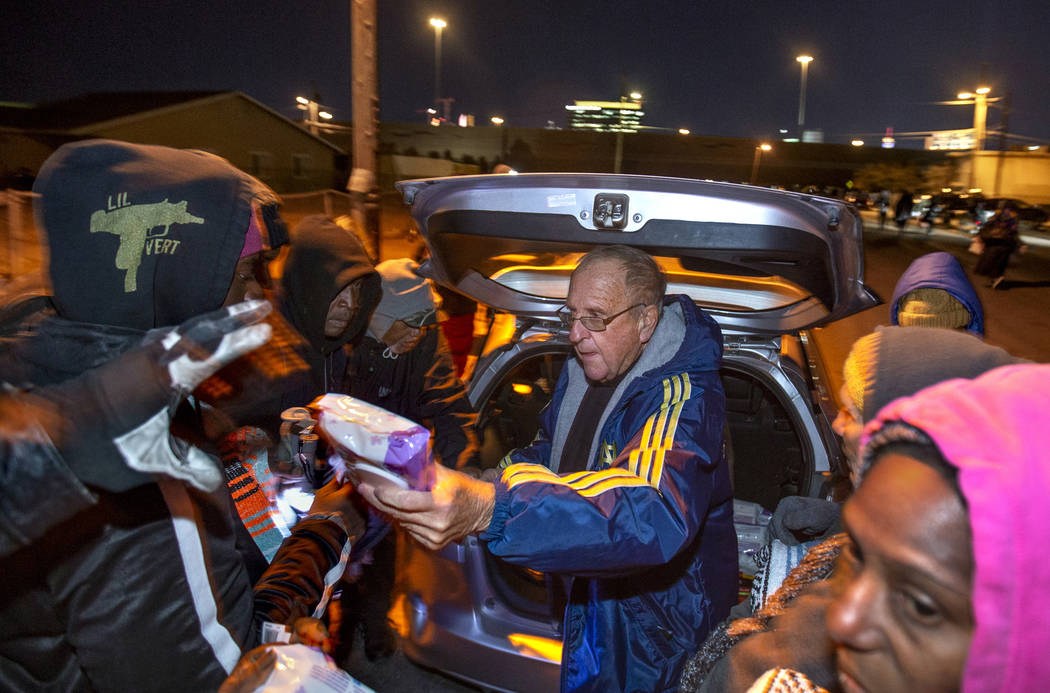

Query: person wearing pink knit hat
[827,363,1050,692]
[682,363,1050,693]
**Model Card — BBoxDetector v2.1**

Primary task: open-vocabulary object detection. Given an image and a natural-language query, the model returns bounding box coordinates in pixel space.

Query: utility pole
[994,91,1011,197]
[796,55,813,140]
[350,0,381,261]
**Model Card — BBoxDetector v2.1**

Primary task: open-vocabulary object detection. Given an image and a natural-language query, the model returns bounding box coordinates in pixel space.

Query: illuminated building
[565,97,644,132]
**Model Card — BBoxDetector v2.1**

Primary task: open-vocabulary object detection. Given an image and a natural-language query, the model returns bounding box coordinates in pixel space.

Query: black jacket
[279,215,381,402]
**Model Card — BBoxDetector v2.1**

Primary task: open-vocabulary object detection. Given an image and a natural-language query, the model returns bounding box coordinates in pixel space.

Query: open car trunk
[399,173,879,333]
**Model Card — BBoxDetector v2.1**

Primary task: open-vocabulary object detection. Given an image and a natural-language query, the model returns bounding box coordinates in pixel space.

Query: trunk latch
[593,193,629,229]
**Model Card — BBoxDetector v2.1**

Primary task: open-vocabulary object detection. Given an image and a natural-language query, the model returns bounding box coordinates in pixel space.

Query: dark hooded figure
[278,215,382,405]
[209,216,381,572]
[0,140,362,692]
[199,216,381,434]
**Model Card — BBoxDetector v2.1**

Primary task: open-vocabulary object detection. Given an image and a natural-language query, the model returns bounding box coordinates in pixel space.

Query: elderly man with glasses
[360,245,736,692]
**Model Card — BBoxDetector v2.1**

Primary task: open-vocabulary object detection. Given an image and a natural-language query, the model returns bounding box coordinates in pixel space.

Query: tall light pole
[429,17,446,111]
[750,143,772,186]
[295,95,334,135]
[954,86,996,189]
[796,55,813,140]
[957,86,991,152]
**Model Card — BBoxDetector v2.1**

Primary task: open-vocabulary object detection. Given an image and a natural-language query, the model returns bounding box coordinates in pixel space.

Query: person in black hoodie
[0,140,363,692]
[194,215,379,438]
[278,215,381,406]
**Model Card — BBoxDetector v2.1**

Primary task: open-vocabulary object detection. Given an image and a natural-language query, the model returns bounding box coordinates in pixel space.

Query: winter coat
[975,209,1021,278]
[0,140,350,691]
[484,295,738,692]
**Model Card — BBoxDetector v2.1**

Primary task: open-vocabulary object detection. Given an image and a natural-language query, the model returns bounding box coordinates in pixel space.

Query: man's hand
[217,645,277,693]
[105,299,273,491]
[307,477,366,540]
[357,463,495,550]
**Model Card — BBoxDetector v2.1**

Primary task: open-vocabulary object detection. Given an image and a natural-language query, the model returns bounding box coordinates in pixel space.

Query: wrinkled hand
[149,299,273,394]
[357,463,495,551]
[308,477,366,540]
[217,645,277,693]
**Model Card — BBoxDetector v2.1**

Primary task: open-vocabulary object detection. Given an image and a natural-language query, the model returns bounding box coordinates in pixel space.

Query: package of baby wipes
[309,393,435,492]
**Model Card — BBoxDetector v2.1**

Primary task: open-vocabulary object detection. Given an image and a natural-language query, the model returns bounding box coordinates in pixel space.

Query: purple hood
[861,364,1050,692]
[890,251,983,336]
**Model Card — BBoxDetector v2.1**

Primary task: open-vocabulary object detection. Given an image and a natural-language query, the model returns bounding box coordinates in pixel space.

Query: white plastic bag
[250,644,374,693]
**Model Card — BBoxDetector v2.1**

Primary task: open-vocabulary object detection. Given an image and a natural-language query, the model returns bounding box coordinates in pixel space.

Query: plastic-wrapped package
[310,394,435,491]
[247,644,374,693]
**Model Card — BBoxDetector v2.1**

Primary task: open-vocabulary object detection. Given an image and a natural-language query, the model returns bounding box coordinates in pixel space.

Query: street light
[851,139,864,147]
[678,128,691,135]
[295,95,331,135]
[429,17,446,110]
[950,85,997,189]
[490,116,504,126]
[750,143,772,185]
[796,55,813,140]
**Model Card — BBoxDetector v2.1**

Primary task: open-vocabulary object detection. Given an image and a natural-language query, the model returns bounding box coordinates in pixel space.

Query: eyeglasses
[400,307,437,329]
[556,303,644,332]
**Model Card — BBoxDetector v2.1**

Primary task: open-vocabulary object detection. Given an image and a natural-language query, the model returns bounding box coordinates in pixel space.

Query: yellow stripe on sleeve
[502,372,693,495]
[576,475,650,497]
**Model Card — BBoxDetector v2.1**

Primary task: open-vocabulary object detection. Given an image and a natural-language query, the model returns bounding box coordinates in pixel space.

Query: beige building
[959,150,1050,204]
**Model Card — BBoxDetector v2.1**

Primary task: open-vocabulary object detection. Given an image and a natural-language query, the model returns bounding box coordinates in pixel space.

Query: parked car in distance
[843,189,871,210]
[976,197,1049,233]
[389,173,880,693]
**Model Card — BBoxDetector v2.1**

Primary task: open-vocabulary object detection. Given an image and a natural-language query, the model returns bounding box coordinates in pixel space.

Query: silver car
[388,173,878,692]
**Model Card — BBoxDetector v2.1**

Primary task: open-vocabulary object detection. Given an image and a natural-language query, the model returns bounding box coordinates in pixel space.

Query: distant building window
[292,154,312,179]
[249,151,273,179]
[565,99,644,133]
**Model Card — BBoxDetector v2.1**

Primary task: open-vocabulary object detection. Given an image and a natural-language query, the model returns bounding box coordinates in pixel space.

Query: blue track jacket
[482,295,738,693]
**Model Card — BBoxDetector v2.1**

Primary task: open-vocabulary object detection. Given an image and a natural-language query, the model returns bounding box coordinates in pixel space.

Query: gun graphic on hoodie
[90,199,204,292]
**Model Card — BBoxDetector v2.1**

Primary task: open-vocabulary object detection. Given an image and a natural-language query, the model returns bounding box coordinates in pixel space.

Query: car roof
[399,173,879,334]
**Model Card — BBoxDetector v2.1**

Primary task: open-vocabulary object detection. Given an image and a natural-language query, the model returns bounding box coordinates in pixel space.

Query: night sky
[3,0,1049,148]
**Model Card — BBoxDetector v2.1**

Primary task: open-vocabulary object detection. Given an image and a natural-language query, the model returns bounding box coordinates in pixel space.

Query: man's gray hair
[576,245,667,306]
